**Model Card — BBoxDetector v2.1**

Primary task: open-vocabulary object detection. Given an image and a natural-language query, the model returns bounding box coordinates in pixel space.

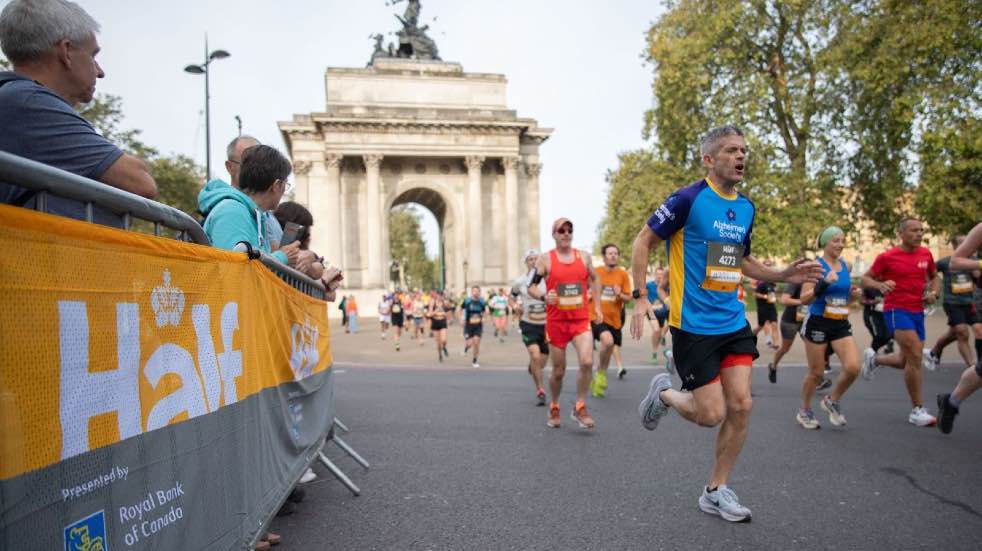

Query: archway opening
[389,188,447,291]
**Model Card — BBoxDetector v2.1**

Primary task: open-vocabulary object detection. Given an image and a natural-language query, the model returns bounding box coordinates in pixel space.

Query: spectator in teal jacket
[197,144,299,266]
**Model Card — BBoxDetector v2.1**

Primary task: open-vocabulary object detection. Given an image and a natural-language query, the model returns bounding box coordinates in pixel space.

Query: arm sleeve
[646,191,691,241]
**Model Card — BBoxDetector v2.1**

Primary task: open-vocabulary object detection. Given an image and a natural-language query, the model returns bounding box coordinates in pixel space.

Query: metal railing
[0,150,209,244]
[259,252,327,299]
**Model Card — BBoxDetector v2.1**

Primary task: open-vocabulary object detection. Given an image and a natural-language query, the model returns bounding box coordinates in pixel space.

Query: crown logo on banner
[151,270,186,327]
[290,317,320,381]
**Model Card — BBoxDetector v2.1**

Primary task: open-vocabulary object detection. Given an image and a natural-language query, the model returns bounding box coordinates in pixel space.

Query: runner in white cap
[511,249,550,405]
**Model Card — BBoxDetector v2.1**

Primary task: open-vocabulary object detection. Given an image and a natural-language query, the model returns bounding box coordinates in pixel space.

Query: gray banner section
[0,368,334,551]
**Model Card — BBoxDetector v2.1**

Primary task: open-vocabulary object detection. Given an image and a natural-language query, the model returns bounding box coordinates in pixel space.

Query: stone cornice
[318,120,526,136]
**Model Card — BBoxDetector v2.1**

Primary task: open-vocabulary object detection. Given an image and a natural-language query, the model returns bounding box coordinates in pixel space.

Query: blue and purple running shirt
[646,178,756,335]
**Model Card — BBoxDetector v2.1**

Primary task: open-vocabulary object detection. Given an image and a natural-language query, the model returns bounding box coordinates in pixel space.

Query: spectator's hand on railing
[280,241,301,267]
[322,265,343,292]
[295,249,316,274]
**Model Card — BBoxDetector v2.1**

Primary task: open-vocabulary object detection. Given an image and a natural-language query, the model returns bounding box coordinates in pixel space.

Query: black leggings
[863,306,891,352]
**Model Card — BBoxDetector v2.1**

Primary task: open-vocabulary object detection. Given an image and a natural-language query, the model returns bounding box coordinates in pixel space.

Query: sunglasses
[555,228,572,235]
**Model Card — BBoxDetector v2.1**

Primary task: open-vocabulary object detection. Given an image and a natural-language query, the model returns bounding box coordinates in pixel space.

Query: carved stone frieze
[293,160,312,175]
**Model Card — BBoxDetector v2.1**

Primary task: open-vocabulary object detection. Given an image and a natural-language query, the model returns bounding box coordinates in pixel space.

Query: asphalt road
[270,313,982,550]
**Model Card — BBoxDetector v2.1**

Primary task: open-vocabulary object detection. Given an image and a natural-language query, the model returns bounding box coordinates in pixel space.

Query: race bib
[528,303,547,322]
[557,282,584,310]
[951,273,974,294]
[795,305,808,322]
[702,242,744,292]
[601,285,618,302]
[469,314,482,324]
[824,297,849,320]
[767,291,777,304]
[392,304,401,313]
[874,302,883,313]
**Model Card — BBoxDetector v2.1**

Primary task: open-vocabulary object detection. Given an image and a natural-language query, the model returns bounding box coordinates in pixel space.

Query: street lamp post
[184,36,230,181]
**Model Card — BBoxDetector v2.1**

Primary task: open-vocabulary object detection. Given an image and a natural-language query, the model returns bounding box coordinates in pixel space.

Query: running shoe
[816,375,833,391]
[820,396,847,426]
[299,468,317,484]
[651,352,659,364]
[547,404,561,428]
[908,406,937,427]
[597,371,608,390]
[443,346,449,358]
[936,393,958,434]
[536,388,546,407]
[796,408,820,430]
[590,377,606,398]
[922,349,939,371]
[664,349,676,375]
[861,348,877,380]
[767,362,777,384]
[639,373,672,430]
[395,342,400,351]
[471,360,480,369]
[698,485,752,523]
[570,404,596,429]
[618,365,627,379]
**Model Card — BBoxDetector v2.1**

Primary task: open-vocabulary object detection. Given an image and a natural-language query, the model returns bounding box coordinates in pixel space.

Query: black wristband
[814,280,831,296]
[531,272,543,285]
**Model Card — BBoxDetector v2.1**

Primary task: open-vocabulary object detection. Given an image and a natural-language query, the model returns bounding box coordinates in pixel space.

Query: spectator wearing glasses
[197,144,299,266]
[0,0,156,227]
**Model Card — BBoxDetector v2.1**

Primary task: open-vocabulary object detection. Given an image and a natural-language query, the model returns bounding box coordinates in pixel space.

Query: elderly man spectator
[198,144,299,265]
[0,0,156,226]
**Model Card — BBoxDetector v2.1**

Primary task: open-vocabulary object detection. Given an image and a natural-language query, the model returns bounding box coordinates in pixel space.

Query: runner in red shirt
[528,218,603,429]
[861,218,941,427]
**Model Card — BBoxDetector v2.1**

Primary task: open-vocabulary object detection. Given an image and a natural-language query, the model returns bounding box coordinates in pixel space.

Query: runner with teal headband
[795,226,863,429]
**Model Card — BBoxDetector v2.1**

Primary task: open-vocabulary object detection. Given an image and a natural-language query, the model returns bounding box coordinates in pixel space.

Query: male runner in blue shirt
[629,125,822,523]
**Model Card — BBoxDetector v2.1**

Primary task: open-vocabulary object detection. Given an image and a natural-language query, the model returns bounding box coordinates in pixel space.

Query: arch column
[526,162,542,251]
[465,155,485,286]
[322,153,343,264]
[503,156,520,280]
[363,154,384,287]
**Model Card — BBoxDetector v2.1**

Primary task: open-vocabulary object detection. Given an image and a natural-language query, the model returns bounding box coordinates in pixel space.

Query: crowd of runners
[344,125,980,526]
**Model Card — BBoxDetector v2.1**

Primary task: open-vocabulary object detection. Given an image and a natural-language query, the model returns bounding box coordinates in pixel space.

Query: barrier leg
[318,452,360,496]
[333,417,350,432]
[333,436,370,470]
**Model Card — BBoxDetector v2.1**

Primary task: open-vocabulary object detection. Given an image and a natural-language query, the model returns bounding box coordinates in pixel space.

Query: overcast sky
[33,0,662,254]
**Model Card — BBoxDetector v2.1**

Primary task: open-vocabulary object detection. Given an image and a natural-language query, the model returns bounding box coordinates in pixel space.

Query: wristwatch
[631,288,647,300]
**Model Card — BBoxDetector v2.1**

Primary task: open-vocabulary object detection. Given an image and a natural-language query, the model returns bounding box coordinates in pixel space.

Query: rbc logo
[64,510,107,551]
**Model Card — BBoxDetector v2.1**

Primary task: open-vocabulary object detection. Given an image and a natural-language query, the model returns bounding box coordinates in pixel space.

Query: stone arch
[383,179,466,292]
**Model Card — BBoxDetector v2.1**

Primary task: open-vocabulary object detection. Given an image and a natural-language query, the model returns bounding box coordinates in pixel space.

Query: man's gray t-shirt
[0,72,125,227]
[511,269,547,325]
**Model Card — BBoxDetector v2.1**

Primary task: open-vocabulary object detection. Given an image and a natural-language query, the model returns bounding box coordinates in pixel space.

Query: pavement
[269,311,982,550]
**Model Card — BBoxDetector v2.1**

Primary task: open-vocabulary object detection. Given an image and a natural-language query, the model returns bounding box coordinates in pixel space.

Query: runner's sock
[948,394,962,408]
[575,400,586,410]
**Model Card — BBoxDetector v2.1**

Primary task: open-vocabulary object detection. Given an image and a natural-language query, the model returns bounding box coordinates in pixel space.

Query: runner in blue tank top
[629,125,823,523]
[796,227,863,429]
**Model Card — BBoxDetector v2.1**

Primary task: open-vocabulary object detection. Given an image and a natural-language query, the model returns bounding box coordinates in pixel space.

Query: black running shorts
[943,303,975,327]
[801,315,852,344]
[520,321,549,355]
[391,313,404,328]
[430,318,447,331]
[670,324,758,391]
[756,302,778,325]
[464,321,483,339]
[591,322,622,347]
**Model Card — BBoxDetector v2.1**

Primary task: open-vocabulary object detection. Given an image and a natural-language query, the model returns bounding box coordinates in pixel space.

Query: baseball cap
[552,217,573,233]
[523,249,539,262]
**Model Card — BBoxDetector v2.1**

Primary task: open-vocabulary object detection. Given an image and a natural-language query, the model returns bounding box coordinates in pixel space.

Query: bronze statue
[370,0,441,64]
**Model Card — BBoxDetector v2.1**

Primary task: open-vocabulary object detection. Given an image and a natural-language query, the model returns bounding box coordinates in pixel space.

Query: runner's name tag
[702,242,744,292]
[469,314,482,324]
[528,303,546,322]
[601,285,618,302]
[824,297,849,320]
[951,274,974,294]
[796,305,809,322]
[557,283,584,310]
[392,304,401,313]
[767,291,777,304]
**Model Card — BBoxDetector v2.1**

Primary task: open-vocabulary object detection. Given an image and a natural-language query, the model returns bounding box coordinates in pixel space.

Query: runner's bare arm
[742,256,822,284]
[657,273,670,302]
[527,254,549,300]
[925,270,941,304]
[861,269,894,294]
[779,290,800,307]
[951,222,982,271]
[630,226,663,340]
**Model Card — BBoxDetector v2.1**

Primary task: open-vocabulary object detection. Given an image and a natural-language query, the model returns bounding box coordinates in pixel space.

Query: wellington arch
[278,40,551,303]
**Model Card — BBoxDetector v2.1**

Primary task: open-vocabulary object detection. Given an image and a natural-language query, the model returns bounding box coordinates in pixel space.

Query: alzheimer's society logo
[64,510,108,551]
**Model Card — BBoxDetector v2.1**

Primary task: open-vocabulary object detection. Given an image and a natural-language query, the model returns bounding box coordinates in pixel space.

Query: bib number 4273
[702,242,744,292]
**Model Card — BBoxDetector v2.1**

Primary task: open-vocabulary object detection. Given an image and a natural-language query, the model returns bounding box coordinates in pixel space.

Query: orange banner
[0,205,331,480]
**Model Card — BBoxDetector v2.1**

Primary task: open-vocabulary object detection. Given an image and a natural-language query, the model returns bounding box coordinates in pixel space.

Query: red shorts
[706,353,754,386]
[545,318,590,349]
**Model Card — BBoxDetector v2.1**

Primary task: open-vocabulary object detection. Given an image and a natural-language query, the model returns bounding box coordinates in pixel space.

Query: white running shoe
[699,485,752,523]
[922,349,938,371]
[664,349,676,375]
[861,348,877,380]
[908,406,937,427]
[299,468,317,484]
[471,361,480,369]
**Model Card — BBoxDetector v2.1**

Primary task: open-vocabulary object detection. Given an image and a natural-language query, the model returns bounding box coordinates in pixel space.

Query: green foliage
[389,205,438,290]
[602,0,979,262]
[79,94,157,159]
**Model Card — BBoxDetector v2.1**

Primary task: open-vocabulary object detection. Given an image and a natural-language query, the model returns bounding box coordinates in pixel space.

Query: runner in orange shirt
[529,218,603,429]
[588,243,632,398]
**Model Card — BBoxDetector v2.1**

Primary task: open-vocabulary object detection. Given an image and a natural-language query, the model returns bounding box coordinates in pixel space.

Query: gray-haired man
[0,0,157,226]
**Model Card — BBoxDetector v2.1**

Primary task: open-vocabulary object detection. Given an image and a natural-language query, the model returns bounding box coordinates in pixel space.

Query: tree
[389,205,438,290]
